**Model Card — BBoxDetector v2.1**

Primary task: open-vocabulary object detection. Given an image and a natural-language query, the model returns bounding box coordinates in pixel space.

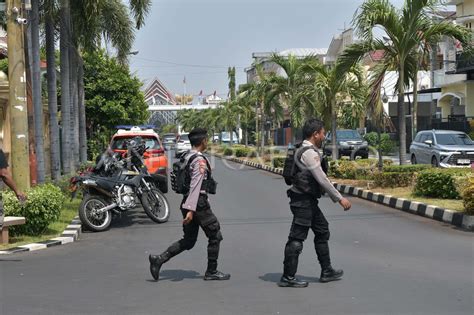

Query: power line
[130,56,247,69]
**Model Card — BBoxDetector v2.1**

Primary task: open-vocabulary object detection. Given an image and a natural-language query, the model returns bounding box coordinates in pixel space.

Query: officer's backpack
[171,154,198,194]
[282,143,329,186]
[170,153,217,195]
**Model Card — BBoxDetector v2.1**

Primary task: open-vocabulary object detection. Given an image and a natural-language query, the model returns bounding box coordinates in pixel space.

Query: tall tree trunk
[260,112,265,154]
[255,102,259,151]
[24,16,37,185]
[412,66,418,142]
[45,13,61,180]
[69,47,79,170]
[430,43,437,88]
[78,55,87,163]
[31,0,45,183]
[377,119,383,171]
[60,0,72,174]
[331,100,338,160]
[245,113,249,146]
[398,67,407,165]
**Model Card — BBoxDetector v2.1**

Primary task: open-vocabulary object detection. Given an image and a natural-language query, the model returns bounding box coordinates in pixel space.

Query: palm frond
[129,0,152,29]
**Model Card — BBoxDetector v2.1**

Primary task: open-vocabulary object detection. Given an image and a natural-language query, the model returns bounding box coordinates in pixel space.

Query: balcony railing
[456,52,474,74]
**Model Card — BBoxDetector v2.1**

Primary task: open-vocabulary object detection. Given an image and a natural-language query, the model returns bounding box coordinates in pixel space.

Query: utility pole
[6,0,31,191]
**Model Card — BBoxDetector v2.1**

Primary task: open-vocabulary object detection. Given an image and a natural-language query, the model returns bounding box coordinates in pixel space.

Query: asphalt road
[1,153,473,315]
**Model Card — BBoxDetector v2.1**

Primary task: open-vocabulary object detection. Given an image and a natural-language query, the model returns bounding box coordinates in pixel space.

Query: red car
[110,127,168,192]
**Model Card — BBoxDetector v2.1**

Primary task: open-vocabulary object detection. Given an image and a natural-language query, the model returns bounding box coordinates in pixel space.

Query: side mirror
[424,140,433,146]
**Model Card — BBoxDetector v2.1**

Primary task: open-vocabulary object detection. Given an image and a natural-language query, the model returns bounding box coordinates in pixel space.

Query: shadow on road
[259,273,320,283]
[149,269,202,282]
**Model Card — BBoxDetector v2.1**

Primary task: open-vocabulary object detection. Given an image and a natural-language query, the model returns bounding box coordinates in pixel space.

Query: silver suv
[410,130,474,167]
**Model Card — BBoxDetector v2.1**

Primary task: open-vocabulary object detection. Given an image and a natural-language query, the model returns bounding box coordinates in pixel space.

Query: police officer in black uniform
[279,118,352,288]
[148,128,230,281]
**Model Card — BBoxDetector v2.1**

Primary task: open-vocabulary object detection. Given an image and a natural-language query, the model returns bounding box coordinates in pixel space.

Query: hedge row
[3,184,66,236]
[462,177,474,215]
[326,159,471,201]
[414,169,470,200]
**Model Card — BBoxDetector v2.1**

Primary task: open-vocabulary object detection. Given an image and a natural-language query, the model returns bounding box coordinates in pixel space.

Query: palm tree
[30,0,46,182]
[228,66,237,144]
[312,63,365,160]
[338,0,471,165]
[60,0,72,174]
[220,101,241,147]
[239,65,281,152]
[44,0,61,180]
[267,54,322,144]
[235,89,257,147]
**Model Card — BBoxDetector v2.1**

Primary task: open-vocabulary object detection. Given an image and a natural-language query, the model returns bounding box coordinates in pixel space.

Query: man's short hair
[189,128,208,147]
[302,118,324,139]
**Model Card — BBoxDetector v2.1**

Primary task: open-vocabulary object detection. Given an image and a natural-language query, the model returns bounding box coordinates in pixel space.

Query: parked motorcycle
[71,139,170,232]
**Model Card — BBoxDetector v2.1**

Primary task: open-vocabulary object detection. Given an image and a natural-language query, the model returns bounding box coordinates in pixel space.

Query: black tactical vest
[292,146,327,198]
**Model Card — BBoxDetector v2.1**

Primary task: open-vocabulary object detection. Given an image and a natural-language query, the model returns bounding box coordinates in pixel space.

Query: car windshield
[336,130,362,140]
[179,134,189,141]
[111,136,160,150]
[436,133,474,146]
[163,135,175,141]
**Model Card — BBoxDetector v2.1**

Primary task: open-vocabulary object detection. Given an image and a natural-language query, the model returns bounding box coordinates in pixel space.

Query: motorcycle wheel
[79,194,112,232]
[141,188,170,223]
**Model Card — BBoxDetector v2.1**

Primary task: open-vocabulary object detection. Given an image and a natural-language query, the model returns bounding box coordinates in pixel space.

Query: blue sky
[129,0,408,98]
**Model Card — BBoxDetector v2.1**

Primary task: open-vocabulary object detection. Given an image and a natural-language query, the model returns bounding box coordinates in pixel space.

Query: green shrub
[329,160,358,179]
[454,174,471,198]
[414,169,469,199]
[383,164,432,173]
[235,147,252,157]
[79,161,95,173]
[462,177,474,215]
[272,157,286,168]
[54,176,74,197]
[223,147,233,156]
[264,148,281,155]
[364,132,395,155]
[0,58,8,77]
[374,172,415,188]
[469,131,474,141]
[3,184,66,236]
[329,159,384,180]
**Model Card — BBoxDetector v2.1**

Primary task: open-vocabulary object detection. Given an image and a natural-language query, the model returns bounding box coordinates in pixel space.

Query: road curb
[0,216,82,255]
[213,153,474,231]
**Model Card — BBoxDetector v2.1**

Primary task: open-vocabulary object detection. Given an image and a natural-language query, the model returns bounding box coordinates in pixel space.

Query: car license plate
[458,159,471,164]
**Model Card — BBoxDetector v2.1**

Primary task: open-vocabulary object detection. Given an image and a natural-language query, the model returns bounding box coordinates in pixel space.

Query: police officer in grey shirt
[278,118,351,288]
[149,128,230,282]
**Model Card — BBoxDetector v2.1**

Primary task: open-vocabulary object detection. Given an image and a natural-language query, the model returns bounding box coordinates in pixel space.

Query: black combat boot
[203,260,230,281]
[278,239,308,288]
[149,251,172,281]
[278,275,308,288]
[319,266,343,283]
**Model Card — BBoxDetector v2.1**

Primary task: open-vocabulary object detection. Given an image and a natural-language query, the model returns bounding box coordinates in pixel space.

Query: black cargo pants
[165,194,223,272]
[283,190,331,277]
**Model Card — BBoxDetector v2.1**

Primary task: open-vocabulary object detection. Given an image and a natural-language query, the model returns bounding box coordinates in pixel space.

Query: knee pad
[285,239,303,256]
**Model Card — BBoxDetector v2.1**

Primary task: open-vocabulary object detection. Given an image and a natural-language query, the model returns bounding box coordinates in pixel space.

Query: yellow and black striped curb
[0,216,82,255]
[214,153,474,231]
